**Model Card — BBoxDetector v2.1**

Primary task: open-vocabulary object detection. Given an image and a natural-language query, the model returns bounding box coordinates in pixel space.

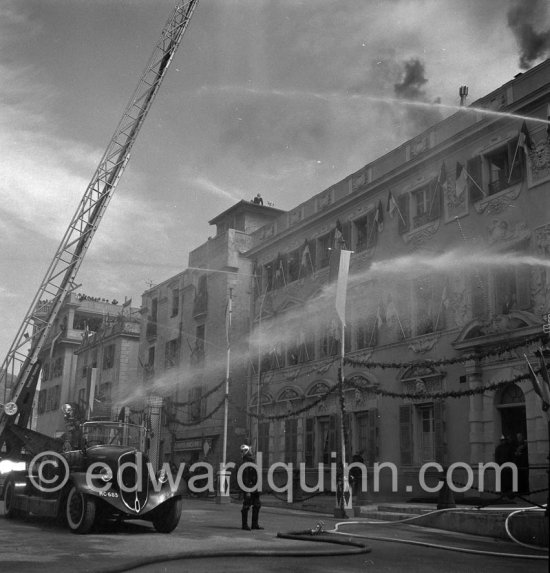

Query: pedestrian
[239,444,263,530]
[494,435,515,499]
[514,433,529,495]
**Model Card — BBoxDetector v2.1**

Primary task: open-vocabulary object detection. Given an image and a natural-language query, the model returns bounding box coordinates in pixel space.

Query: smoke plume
[393,58,442,135]
[507,0,550,69]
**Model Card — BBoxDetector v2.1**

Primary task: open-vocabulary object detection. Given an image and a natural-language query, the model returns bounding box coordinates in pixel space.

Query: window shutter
[434,400,447,465]
[329,414,338,455]
[399,404,413,466]
[305,417,315,467]
[516,265,531,310]
[467,156,483,202]
[397,194,410,234]
[367,408,379,465]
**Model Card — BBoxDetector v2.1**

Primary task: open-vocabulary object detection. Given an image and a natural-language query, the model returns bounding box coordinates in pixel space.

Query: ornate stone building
[139,201,283,471]
[245,59,550,501]
[35,294,129,437]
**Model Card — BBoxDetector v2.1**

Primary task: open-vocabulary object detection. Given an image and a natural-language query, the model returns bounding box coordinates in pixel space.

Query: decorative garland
[345,370,535,400]
[229,382,341,421]
[171,378,226,408]
[344,334,545,369]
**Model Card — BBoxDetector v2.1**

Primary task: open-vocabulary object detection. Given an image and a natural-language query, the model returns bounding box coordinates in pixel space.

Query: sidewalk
[258,493,549,548]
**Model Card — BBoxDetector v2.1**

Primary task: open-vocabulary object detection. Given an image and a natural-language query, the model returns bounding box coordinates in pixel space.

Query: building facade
[139,201,283,472]
[35,294,130,437]
[72,309,141,422]
[245,60,550,502]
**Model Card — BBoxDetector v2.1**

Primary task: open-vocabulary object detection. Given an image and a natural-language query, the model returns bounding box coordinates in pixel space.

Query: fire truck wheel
[152,496,182,533]
[3,477,20,519]
[66,485,96,534]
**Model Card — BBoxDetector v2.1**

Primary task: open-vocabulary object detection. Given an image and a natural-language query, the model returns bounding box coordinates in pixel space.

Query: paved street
[0,498,547,572]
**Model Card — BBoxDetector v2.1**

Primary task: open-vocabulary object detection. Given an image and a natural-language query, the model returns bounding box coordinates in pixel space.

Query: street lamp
[217,287,233,504]
[333,249,353,519]
[255,284,268,452]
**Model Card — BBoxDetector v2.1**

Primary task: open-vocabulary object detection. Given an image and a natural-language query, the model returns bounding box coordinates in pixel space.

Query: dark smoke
[394,58,442,135]
[507,0,550,69]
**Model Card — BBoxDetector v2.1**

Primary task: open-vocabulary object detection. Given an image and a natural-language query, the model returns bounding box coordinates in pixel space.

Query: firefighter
[239,444,263,530]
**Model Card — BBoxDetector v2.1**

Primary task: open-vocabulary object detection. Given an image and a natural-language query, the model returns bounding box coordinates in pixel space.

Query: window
[171,288,180,317]
[52,356,63,378]
[38,389,47,414]
[305,418,315,467]
[263,263,273,292]
[145,346,155,378]
[258,422,270,467]
[355,314,378,349]
[493,264,531,314]
[165,338,180,368]
[354,211,377,252]
[400,402,445,466]
[317,233,332,268]
[413,275,446,336]
[194,275,208,315]
[469,139,525,201]
[319,415,338,464]
[188,386,206,422]
[102,345,115,370]
[97,382,112,404]
[191,325,205,367]
[419,405,435,462]
[411,182,439,228]
[284,419,298,465]
[147,298,158,338]
[287,249,300,283]
[353,409,379,465]
[486,140,524,195]
[42,362,50,382]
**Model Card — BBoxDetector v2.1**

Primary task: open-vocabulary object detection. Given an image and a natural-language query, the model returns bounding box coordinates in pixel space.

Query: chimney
[459,86,468,107]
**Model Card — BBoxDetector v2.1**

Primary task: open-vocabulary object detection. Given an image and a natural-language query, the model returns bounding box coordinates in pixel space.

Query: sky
[1,0,550,362]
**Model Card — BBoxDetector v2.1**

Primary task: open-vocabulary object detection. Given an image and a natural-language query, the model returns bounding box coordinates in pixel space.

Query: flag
[518,121,534,151]
[122,298,132,308]
[335,250,351,323]
[386,191,398,218]
[429,162,446,216]
[374,200,384,232]
[455,162,468,199]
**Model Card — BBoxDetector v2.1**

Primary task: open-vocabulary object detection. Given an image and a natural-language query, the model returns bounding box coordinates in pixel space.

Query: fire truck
[0,1,199,534]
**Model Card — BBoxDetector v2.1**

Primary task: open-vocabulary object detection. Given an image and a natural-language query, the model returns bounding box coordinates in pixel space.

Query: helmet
[240,444,251,455]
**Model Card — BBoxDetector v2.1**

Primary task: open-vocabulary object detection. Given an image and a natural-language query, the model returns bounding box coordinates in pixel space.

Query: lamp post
[255,284,268,452]
[216,286,233,504]
[332,249,352,518]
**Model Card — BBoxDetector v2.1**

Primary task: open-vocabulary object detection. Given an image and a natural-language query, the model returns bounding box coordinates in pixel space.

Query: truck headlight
[100,467,113,482]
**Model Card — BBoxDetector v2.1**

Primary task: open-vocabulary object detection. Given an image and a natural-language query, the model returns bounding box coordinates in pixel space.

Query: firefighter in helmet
[239,444,263,530]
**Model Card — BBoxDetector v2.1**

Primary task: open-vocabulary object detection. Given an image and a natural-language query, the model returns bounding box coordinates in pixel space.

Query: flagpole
[507,139,522,184]
[465,170,486,197]
[217,287,232,504]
